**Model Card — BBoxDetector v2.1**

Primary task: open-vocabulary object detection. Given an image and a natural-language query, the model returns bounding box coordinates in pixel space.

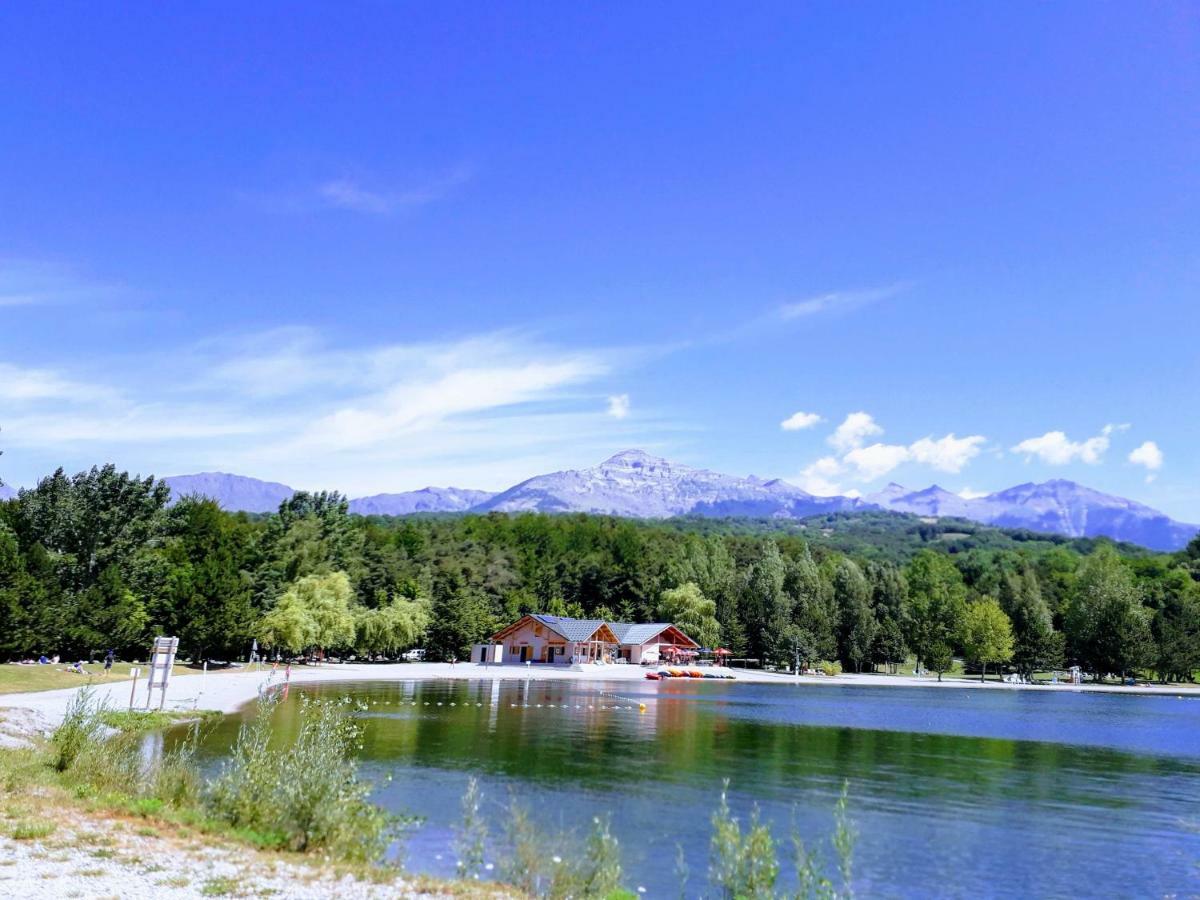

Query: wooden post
[128,667,139,710]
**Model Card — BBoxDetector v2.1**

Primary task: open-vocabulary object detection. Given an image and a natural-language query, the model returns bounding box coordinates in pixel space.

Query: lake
[172,678,1200,898]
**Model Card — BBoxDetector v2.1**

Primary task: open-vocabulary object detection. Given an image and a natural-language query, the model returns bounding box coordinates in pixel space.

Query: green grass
[0,662,204,695]
[200,876,240,896]
[97,709,221,734]
[9,819,56,840]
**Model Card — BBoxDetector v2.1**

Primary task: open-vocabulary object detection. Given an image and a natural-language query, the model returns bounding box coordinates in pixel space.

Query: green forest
[2,465,1199,682]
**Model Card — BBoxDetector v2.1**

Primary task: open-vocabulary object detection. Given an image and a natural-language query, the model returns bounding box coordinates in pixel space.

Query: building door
[519,646,529,662]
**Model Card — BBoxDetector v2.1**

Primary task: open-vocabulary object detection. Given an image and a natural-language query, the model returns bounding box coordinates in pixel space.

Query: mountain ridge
[96,451,1200,551]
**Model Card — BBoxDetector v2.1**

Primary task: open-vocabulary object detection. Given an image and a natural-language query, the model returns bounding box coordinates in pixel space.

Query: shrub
[206,695,396,861]
[9,819,55,840]
[456,776,487,878]
[70,730,143,795]
[499,795,626,898]
[150,731,202,810]
[575,815,623,898]
[709,782,778,900]
[500,798,543,895]
[709,781,856,899]
[792,781,856,900]
[128,796,165,817]
[51,687,107,772]
[819,661,842,677]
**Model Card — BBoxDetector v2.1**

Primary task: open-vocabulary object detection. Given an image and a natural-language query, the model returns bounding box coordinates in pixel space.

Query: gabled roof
[610,622,699,648]
[609,622,669,644]
[530,614,611,642]
[491,614,617,643]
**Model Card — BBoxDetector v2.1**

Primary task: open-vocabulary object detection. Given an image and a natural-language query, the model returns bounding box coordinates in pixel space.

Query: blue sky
[2,3,1198,517]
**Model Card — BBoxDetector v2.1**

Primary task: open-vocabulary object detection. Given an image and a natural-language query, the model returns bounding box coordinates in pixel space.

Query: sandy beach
[1,660,1193,736]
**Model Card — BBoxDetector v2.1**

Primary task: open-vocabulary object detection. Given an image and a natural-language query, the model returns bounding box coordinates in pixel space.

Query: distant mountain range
[0,484,16,501]
[348,487,496,516]
[162,472,295,514]
[868,479,1199,552]
[474,449,864,519]
[6,450,1192,551]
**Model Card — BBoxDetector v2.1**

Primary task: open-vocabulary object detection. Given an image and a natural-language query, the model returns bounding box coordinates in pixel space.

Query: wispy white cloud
[319,167,473,214]
[0,328,665,495]
[957,487,989,500]
[1011,425,1118,465]
[241,165,473,217]
[710,283,910,347]
[607,394,631,419]
[318,179,396,215]
[0,294,41,308]
[778,284,908,321]
[0,362,117,403]
[0,259,122,309]
[780,410,822,431]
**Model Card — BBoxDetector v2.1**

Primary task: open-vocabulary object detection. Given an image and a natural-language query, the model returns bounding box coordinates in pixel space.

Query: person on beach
[103,649,114,676]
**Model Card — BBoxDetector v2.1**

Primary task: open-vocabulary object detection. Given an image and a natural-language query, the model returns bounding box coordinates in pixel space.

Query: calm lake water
[172,678,1200,898]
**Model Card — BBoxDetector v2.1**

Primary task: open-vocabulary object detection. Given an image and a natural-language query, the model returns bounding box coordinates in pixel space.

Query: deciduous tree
[904,551,967,678]
[659,582,720,649]
[962,596,1014,682]
[1065,548,1154,680]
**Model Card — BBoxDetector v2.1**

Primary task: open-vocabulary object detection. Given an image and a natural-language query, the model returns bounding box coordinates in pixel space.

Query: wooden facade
[488,615,698,666]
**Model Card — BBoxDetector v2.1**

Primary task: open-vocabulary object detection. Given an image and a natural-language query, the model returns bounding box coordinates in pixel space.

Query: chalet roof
[530,614,611,642]
[609,622,672,644]
[491,614,692,647]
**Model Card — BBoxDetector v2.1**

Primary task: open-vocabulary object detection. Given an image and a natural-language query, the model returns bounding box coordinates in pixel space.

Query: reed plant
[499,793,629,899]
[50,687,106,772]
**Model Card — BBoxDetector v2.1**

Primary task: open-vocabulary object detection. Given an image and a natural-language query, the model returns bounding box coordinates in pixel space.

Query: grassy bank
[0,661,207,695]
[0,689,501,898]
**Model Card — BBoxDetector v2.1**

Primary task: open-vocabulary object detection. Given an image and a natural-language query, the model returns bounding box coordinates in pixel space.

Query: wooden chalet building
[483,614,699,666]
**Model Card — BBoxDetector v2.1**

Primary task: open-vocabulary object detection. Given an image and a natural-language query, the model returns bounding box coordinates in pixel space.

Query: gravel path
[0,808,495,899]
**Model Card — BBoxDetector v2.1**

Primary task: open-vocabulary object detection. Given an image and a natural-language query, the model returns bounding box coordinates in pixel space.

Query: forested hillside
[2,465,1198,682]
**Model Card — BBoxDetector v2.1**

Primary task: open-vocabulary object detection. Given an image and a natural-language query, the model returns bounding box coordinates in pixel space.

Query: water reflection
[169,679,1200,899]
